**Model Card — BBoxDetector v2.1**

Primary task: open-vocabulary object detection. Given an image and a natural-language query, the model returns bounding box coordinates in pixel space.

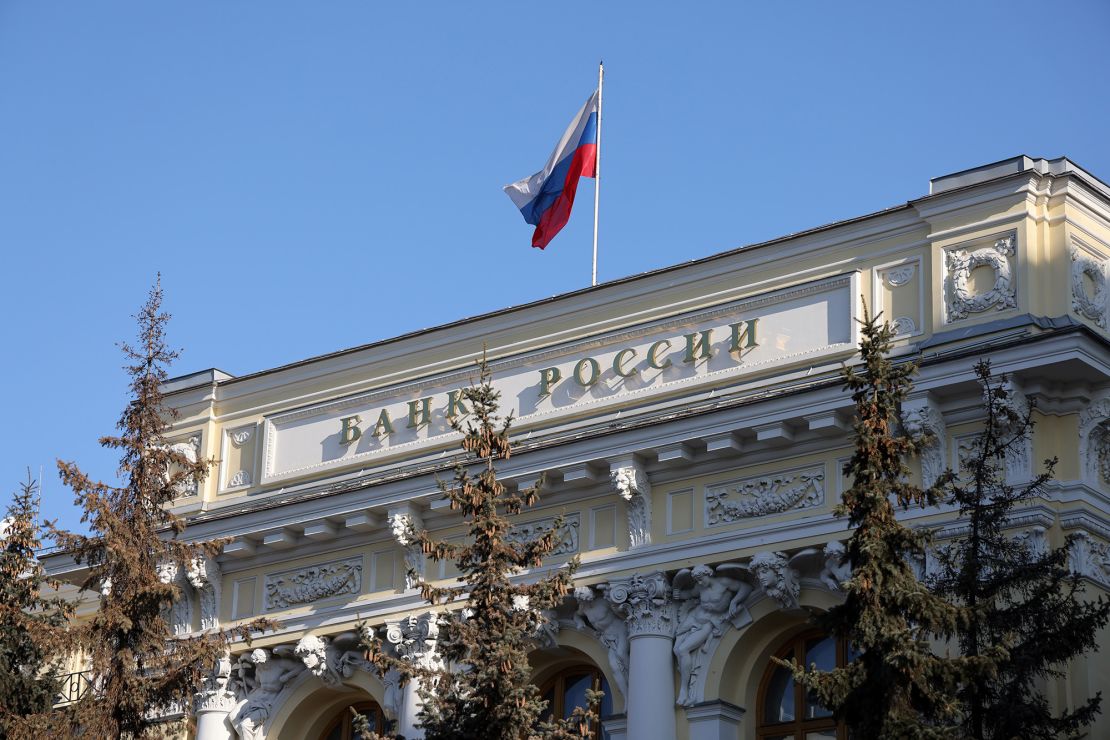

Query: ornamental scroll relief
[504,513,580,557]
[945,232,1017,322]
[264,557,362,611]
[705,465,824,527]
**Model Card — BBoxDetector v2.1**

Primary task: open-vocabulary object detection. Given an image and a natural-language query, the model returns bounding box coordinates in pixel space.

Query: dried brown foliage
[17,279,273,739]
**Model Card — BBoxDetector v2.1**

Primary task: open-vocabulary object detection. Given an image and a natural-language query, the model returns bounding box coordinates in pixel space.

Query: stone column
[385,612,440,739]
[606,571,676,740]
[194,652,236,740]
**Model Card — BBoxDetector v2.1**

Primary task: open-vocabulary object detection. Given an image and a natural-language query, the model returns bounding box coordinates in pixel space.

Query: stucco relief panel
[704,464,825,528]
[1070,238,1108,329]
[263,557,363,612]
[944,232,1018,323]
[873,257,924,338]
[221,423,258,492]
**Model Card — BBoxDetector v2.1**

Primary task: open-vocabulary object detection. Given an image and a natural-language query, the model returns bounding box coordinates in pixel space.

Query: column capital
[605,571,674,638]
[385,611,440,669]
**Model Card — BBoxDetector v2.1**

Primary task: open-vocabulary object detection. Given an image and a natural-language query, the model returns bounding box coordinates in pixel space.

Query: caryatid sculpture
[671,563,752,706]
[573,585,629,701]
[228,647,305,740]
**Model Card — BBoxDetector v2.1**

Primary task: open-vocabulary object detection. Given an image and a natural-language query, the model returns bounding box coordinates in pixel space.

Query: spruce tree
[0,474,73,737]
[358,356,597,740]
[43,279,269,738]
[927,360,1109,739]
[782,307,1001,739]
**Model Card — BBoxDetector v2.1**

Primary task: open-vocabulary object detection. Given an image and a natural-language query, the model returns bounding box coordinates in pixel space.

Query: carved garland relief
[704,465,824,527]
[1071,244,1108,328]
[264,557,363,611]
[945,232,1017,322]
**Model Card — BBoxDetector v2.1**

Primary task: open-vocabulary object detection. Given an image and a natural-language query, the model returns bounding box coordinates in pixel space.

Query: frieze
[264,557,362,611]
[704,465,824,527]
[505,513,580,557]
[261,273,858,483]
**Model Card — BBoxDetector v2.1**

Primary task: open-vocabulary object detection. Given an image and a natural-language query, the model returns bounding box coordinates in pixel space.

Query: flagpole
[592,61,603,287]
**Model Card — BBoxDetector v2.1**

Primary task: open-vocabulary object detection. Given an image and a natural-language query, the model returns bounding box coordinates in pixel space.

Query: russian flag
[503,90,599,250]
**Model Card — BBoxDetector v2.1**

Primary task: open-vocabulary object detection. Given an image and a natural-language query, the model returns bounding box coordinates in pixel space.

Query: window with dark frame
[757,631,848,740]
[318,700,385,740]
[539,664,614,739]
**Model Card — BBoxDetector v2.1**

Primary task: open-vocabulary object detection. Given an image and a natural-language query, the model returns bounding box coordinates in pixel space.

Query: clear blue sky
[2,1,1108,532]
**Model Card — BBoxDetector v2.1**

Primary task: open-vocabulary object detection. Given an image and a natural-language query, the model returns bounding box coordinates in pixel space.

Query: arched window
[757,631,848,740]
[318,700,385,740]
[539,665,614,739]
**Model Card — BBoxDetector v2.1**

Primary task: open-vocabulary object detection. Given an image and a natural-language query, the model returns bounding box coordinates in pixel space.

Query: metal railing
[53,669,95,706]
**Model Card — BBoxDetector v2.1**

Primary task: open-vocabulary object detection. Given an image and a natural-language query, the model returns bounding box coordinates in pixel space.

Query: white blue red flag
[503,90,599,249]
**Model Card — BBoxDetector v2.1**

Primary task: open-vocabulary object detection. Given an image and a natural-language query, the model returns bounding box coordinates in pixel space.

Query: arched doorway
[317,700,385,740]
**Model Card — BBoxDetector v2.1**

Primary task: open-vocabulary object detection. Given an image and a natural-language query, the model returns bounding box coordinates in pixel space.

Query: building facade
[50,156,1110,739]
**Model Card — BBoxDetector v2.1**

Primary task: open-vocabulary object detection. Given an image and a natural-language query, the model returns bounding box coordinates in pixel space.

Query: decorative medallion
[945,233,1017,321]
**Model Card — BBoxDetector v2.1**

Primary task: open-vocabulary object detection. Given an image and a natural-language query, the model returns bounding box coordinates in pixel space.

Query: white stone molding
[385,611,441,669]
[161,433,201,496]
[188,556,221,631]
[1079,396,1110,485]
[892,316,918,337]
[944,232,1017,321]
[601,714,628,740]
[1071,243,1107,327]
[1012,526,1048,559]
[1068,530,1110,588]
[685,699,745,740]
[388,504,426,590]
[901,396,947,487]
[505,513,580,557]
[263,557,362,611]
[671,563,753,706]
[384,612,441,733]
[573,585,630,702]
[228,646,305,740]
[533,607,561,650]
[228,470,252,488]
[985,375,1033,484]
[749,551,800,610]
[293,631,375,689]
[195,651,237,736]
[606,571,678,740]
[229,426,254,447]
[885,263,916,287]
[611,463,652,548]
[704,465,824,527]
[157,561,193,636]
[819,541,852,591]
[605,571,674,638]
